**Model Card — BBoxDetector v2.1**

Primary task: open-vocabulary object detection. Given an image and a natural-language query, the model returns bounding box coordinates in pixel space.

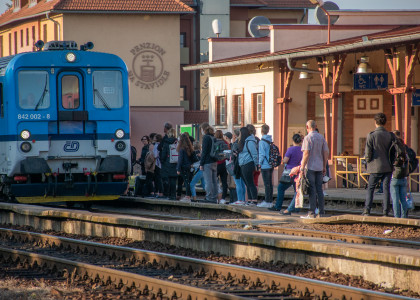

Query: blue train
[0,40,131,205]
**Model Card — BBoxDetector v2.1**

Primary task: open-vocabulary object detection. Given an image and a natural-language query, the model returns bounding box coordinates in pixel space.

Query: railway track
[257,225,420,249]
[0,227,414,299]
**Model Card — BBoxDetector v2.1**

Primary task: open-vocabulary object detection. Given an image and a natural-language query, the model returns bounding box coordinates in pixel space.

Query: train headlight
[115,141,126,152]
[20,142,32,153]
[115,129,125,139]
[20,130,31,140]
[66,52,76,63]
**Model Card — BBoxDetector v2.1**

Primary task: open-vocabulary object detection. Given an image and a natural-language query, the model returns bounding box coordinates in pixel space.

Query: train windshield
[61,75,80,109]
[93,71,123,109]
[18,71,50,110]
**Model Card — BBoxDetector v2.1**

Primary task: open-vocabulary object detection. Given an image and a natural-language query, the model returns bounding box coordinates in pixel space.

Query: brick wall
[307,91,315,121]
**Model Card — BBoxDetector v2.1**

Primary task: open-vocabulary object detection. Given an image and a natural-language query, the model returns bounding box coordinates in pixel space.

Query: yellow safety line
[16,195,120,204]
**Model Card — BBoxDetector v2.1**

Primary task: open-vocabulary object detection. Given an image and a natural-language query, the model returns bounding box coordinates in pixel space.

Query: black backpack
[389,138,407,168]
[406,146,419,174]
[262,139,282,168]
[210,137,229,161]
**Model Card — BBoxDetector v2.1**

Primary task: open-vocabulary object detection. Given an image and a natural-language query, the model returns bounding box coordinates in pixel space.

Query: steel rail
[257,225,420,249]
[0,228,414,300]
[0,245,247,300]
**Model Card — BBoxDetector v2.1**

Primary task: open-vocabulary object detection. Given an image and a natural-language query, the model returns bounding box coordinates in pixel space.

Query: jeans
[261,168,273,202]
[241,162,258,200]
[233,177,246,201]
[306,169,324,215]
[365,172,392,213]
[286,192,301,212]
[181,168,192,197]
[273,181,295,210]
[217,163,228,199]
[190,169,205,197]
[390,178,408,218]
[203,163,218,203]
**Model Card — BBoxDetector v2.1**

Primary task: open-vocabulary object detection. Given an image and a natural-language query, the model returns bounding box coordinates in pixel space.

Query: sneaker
[180,197,191,202]
[232,200,246,205]
[246,201,256,206]
[257,201,272,208]
[300,213,316,219]
[281,210,291,215]
[362,209,370,216]
[219,199,226,204]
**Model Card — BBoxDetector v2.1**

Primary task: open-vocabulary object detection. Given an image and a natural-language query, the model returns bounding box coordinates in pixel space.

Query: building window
[251,93,265,124]
[233,94,244,125]
[0,36,3,57]
[8,33,11,56]
[180,86,186,101]
[32,26,35,44]
[14,31,17,54]
[26,28,29,46]
[180,32,186,47]
[215,96,227,125]
[43,24,47,42]
[20,30,23,47]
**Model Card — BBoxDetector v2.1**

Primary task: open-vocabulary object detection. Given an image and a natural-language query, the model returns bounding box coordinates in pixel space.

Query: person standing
[238,127,259,204]
[214,130,229,203]
[160,128,178,200]
[190,141,205,201]
[390,130,410,218]
[231,129,246,205]
[152,134,164,198]
[363,113,394,216]
[176,133,195,202]
[257,124,274,208]
[200,123,218,203]
[269,134,303,213]
[247,124,260,196]
[139,136,150,175]
[144,143,156,197]
[158,122,173,197]
[300,120,329,218]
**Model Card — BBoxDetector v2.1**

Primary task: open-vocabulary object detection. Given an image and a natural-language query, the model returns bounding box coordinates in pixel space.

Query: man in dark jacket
[363,113,395,216]
[200,123,218,203]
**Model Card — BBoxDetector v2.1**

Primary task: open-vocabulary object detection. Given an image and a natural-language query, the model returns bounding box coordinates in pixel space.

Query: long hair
[177,133,194,156]
[214,129,224,139]
[238,127,251,152]
[200,122,214,135]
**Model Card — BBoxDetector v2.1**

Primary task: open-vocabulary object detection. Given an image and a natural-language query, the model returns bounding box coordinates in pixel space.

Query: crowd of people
[132,113,417,219]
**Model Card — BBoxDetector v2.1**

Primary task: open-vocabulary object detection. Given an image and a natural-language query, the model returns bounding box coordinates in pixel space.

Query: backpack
[210,137,228,161]
[389,138,407,168]
[262,139,282,168]
[407,146,419,174]
[169,141,179,163]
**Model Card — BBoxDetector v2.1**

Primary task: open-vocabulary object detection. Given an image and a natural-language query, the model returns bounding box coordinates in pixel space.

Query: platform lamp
[299,63,313,79]
[356,56,373,73]
[309,0,331,44]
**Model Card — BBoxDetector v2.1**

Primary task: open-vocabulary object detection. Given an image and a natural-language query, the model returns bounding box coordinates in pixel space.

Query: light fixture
[20,130,31,140]
[115,129,125,139]
[356,56,373,73]
[299,63,313,79]
[66,52,76,63]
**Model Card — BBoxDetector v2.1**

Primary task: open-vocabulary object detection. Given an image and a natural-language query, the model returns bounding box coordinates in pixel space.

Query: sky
[1,0,420,15]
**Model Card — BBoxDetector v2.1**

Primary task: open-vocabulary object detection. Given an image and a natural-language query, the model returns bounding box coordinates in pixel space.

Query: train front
[6,41,131,204]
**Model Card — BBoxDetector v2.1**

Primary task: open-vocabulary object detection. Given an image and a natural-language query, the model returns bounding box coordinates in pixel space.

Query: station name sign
[413,89,420,106]
[353,73,388,90]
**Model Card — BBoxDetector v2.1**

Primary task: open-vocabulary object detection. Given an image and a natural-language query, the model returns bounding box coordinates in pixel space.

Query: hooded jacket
[259,134,272,169]
[238,135,258,166]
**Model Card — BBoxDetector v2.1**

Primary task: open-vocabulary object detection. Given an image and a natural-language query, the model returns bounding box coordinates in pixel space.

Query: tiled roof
[230,0,316,8]
[184,25,420,70]
[0,0,194,26]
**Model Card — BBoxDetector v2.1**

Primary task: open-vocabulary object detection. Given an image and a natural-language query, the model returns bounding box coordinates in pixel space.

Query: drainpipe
[46,12,61,41]
[286,57,321,73]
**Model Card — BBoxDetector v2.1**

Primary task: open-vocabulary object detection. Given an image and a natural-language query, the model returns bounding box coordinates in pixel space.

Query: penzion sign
[129,42,170,89]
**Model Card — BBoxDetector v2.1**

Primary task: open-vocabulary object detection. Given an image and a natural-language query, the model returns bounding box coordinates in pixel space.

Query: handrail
[334,155,420,192]
[408,156,420,191]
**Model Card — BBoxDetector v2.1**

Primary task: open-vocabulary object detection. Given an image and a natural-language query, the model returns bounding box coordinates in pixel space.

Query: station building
[185,10,420,184]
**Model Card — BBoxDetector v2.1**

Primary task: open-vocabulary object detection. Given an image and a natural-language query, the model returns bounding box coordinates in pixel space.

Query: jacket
[200,133,217,166]
[238,135,258,166]
[259,134,272,169]
[144,151,156,173]
[365,126,394,174]
[177,149,193,172]
[160,136,177,177]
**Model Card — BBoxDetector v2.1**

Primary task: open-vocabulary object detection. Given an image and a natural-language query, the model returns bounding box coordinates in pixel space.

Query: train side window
[61,75,80,109]
[18,71,50,110]
[93,71,123,109]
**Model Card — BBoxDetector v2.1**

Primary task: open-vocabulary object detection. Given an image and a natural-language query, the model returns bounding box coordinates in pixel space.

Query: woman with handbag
[269,134,303,213]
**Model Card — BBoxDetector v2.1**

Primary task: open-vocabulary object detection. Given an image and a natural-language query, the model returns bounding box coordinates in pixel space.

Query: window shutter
[215,96,220,125]
[262,92,265,124]
[241,93,245,126]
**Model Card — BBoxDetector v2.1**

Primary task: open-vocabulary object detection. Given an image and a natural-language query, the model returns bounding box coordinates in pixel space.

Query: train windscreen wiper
[93,88,111,110]
[35,75,48,111]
